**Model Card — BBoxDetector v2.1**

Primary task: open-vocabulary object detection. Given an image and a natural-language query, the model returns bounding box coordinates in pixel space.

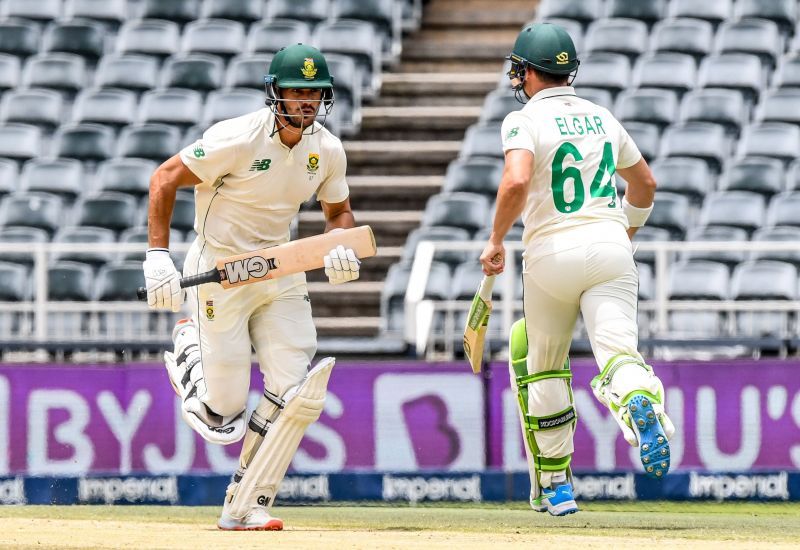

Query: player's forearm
[618,158,656,208]
[148,171,178,249]
[490,181,527,244]
[325,210,355,232]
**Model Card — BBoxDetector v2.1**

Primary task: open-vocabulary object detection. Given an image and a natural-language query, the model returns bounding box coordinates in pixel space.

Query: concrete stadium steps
[359,105,483,140]
[314,315,382,337]
[377,73,500,106]
[343,140,462,175]
[424,0,537,28]
[298,211,423,247]
[347,175,442,211]
[308,281,384,318]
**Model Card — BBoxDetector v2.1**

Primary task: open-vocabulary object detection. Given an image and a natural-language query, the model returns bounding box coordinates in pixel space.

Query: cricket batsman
[479,23,676,516]
[141,44,360,530]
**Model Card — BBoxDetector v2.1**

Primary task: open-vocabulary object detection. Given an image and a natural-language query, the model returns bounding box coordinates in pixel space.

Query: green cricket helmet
[507,23,580,102]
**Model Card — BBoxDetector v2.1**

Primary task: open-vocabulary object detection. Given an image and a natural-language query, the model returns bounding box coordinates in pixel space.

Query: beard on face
[278,101,319,129]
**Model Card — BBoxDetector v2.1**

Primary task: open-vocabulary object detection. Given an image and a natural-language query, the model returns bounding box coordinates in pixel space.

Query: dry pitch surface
[1,502,799,549]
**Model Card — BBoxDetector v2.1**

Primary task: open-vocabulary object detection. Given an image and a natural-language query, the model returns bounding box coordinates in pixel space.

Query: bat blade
[463,275,494,374]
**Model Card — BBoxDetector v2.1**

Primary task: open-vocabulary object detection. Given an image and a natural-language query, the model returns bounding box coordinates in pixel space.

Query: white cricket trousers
[183,238,317,418]
[521,220,643,465]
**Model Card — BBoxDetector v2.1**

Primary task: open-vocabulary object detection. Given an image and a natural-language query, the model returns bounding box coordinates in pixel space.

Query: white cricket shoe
[218,506,283,531]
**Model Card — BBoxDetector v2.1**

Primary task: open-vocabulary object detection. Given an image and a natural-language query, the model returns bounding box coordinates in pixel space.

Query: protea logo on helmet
[301,57,317,80]
[556,51,569,64]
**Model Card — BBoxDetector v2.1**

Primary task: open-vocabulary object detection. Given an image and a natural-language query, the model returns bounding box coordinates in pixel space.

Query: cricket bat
[463,275,495,374]
[137,225,376,300]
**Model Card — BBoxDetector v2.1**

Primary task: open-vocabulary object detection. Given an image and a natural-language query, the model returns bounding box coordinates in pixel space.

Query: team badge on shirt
[307,153,320,174]
[301,58,317,80]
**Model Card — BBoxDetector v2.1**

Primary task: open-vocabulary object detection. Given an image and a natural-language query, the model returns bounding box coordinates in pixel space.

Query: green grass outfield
[1,502,799,549]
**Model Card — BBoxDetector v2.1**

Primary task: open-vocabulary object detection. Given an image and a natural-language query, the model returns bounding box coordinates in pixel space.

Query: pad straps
[516,368,578,432]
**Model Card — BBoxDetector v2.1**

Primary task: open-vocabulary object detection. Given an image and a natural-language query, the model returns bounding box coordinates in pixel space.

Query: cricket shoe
[627,392,671,479]
[218,507,283,531]
[531,483,578,516]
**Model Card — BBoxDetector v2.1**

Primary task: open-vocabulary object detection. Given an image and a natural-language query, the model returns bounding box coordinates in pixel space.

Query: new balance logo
[249,159,272,171]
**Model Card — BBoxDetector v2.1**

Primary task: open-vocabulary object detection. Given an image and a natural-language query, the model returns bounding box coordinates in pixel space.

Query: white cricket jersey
[179,108,349,254]
[501,86,641,246]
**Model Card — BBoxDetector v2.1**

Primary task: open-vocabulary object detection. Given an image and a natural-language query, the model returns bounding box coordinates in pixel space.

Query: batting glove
[142,248,184,312]
[324,244,360,285]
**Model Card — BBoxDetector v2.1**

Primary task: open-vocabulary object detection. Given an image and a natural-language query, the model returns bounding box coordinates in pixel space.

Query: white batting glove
[324,244,360,285]
[142,248,184,312]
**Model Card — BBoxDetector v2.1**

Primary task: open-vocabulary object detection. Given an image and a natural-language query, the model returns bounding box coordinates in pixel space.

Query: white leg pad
[225,356,335,519]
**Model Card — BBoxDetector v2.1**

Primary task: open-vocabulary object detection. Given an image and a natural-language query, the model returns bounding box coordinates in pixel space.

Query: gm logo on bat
[224,256,279,284]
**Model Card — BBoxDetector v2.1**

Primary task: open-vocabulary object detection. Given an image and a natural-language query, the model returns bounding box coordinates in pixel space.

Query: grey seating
[540,18,584,53]
[0,192,62,235]
[336,0,401,65]
[0,88,63,129]
[0,54,20,91]
[786,159,800,191]
[266,0,330,25]
[683,225,749,266]
[48,261,94,301]
[202,0,263,23]
[622,121,660,162]
[651,18,713,60]
[95,158,156,197]
[615,88,678,129]
[0,261,27,300]
[118,124,182,162]
[225,54,274,89]
[2,0,62,22]
[479,89,520,124]
[732,260,796,339]
[248,20,312,54]
[139,88,204,127]
[314,20,381,96]
[0,226,49,264]
[53,123,115,162]
[751,226,800,265]
[22,53,86,94]
[637,262,653,301]
[204,89,265,126]
[585,18,648,60]
[735,0,796,35]
[65,0,128,27]
[772,53,800,89]
[632,52,696,95]
[97,261,146,301]
[442,158,503,198]
[716,19,782,69]
[536,0,603,25]
[42,20,105,61]
[402,226,472,268]
[0,158,16,196]
[574,87,614,110]
[52,226,116,265]
[451,261,504,300]
[575,52,630,95]
[95,54,160,91]
[182,19,246,58]
[631,226,672,265]
[698,54,763,102]
[161,54,225,91]
[719,157,784,197]
[0,20,40,59]
[118,226,182,261]
[421,193,490,235]
[170,195,195,234]
[325,53,362,134]
[679,89,746,135]
[460,123,503,159]
[669,0,732,27]
[755,89,800,125]
[605,0,666,26]
[117,19,181,58]
[668,311,725,337]
[19,158,83,200]
[76,192,138,232]
[381,261,450,332]
[647,192,690,239]
[700,190,766,234]
[649,157,713,202]
[738,123,800,164]
[140,0,201,24]
[0,123,41,161]
[668,260,730,300]
[766,191,800,228]
[660,122,728,171]
[72,89,137,127]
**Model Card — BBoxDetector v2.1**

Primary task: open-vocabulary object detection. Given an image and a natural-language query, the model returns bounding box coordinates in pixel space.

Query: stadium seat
[52,226,116,266]
[202,0,263,23]
[0,54,20,92]
[139,0,200,24]
[667,311,725,337]
[1,0,61,22]
[21,53,86,94]
[72,88,137,127]
[622,121,660,163]
[421,193,490,234]
[313,20,382,96]
[247,20,312,55]
[0,226,49,265]
[668,0,732,27]
[0,20,40,58]
[442,158,503,198]
[479,89,519,124]
[381,261,450,332]
[402,226,472,268]
[632,52,696,95]
[679,89,746,135]
[451,261,505,300]
[715,19,781,69]
[698,54,763,103]
[575,52,630,95]
[161,54,225,91]
[117,19,181,58]
[649,157,713,202]
[48,261,94,301]
[0,158,16,196]
[203,89,265,126]
[738,123,800,164]
[668,260,730,300]
[225,54,274,89]
[735,0,796,35]
[0,88,63,129]
[787,159,800,191]
[733,260,797,300]
[76,192,138,232]
[95,158,156,197]
[751,226,800,265]
[335,0,401,64]
[755,89,800,126]
[683,225,749,267]
[769,53,800,89]
[630,225,672,265]
[0,192,62,235]
[325,53,362,134]
[97,261,146,301]
[766,191,800,228]
[0,123,41,161]
[42,20,105,61]
[637,262,653,301]
[169,194,195,234]
[574,87,613,110]
[604,0,666,26]
[0,261,27,300]
[94,54,160,92]
[700,191,766,234]
[614,88,678,129]
[719,157,784,197]
[181,125,204,147]
[646,192,691,239]
[118,124,182,162]
[182,19,246,58]
[585,18,648,59]
[651,18,714,60]
[139,89,204,127]
[64,0,127,27]
[536,0,603,25]
[460,123,502,160]
[19,158,83,199]
[118,226,182,261]
[660,122,728,172]
[53,123,115,162]
[266,0,330,25]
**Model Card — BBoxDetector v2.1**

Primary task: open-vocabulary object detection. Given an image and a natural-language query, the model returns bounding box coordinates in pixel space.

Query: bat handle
[136,268,222,301]
[479,275,495,301]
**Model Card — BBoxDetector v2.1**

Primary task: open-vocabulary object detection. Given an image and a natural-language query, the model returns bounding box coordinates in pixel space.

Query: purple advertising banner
[0,360,798,475]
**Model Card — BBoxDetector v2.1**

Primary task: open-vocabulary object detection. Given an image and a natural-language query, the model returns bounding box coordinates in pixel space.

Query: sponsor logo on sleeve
[193,144,205,158]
